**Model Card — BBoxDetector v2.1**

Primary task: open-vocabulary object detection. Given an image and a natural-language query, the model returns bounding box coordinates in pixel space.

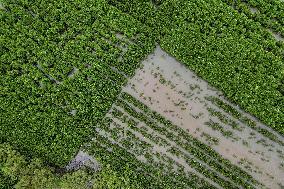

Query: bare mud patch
[66,150,100,172]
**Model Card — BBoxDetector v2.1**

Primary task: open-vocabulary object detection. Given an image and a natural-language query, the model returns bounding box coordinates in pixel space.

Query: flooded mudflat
[120,46,284,189]
[81,46,283,188]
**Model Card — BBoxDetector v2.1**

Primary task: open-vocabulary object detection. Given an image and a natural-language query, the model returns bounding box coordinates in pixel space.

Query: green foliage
[0,0,155,166]
[0,143,136,189]
[13,160,59,189]
[92,164,137,189]
[0,143,58,188]
[222,0,284,37]
[60,170,92,189]
[0,143,97,189]
[1,0,284,188]
[0,171,15,189]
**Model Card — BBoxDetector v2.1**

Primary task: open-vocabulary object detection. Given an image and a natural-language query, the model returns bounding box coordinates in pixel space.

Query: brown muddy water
[121,46,284,189]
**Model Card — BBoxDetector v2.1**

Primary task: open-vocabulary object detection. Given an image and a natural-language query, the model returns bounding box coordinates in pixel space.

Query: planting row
[206,96,284,146]
[222,0,284,38]
[86,129,213,188]
[117,92,262,188]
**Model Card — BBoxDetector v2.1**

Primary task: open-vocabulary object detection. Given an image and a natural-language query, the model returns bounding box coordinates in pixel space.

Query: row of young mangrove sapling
[112,92,264,189]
